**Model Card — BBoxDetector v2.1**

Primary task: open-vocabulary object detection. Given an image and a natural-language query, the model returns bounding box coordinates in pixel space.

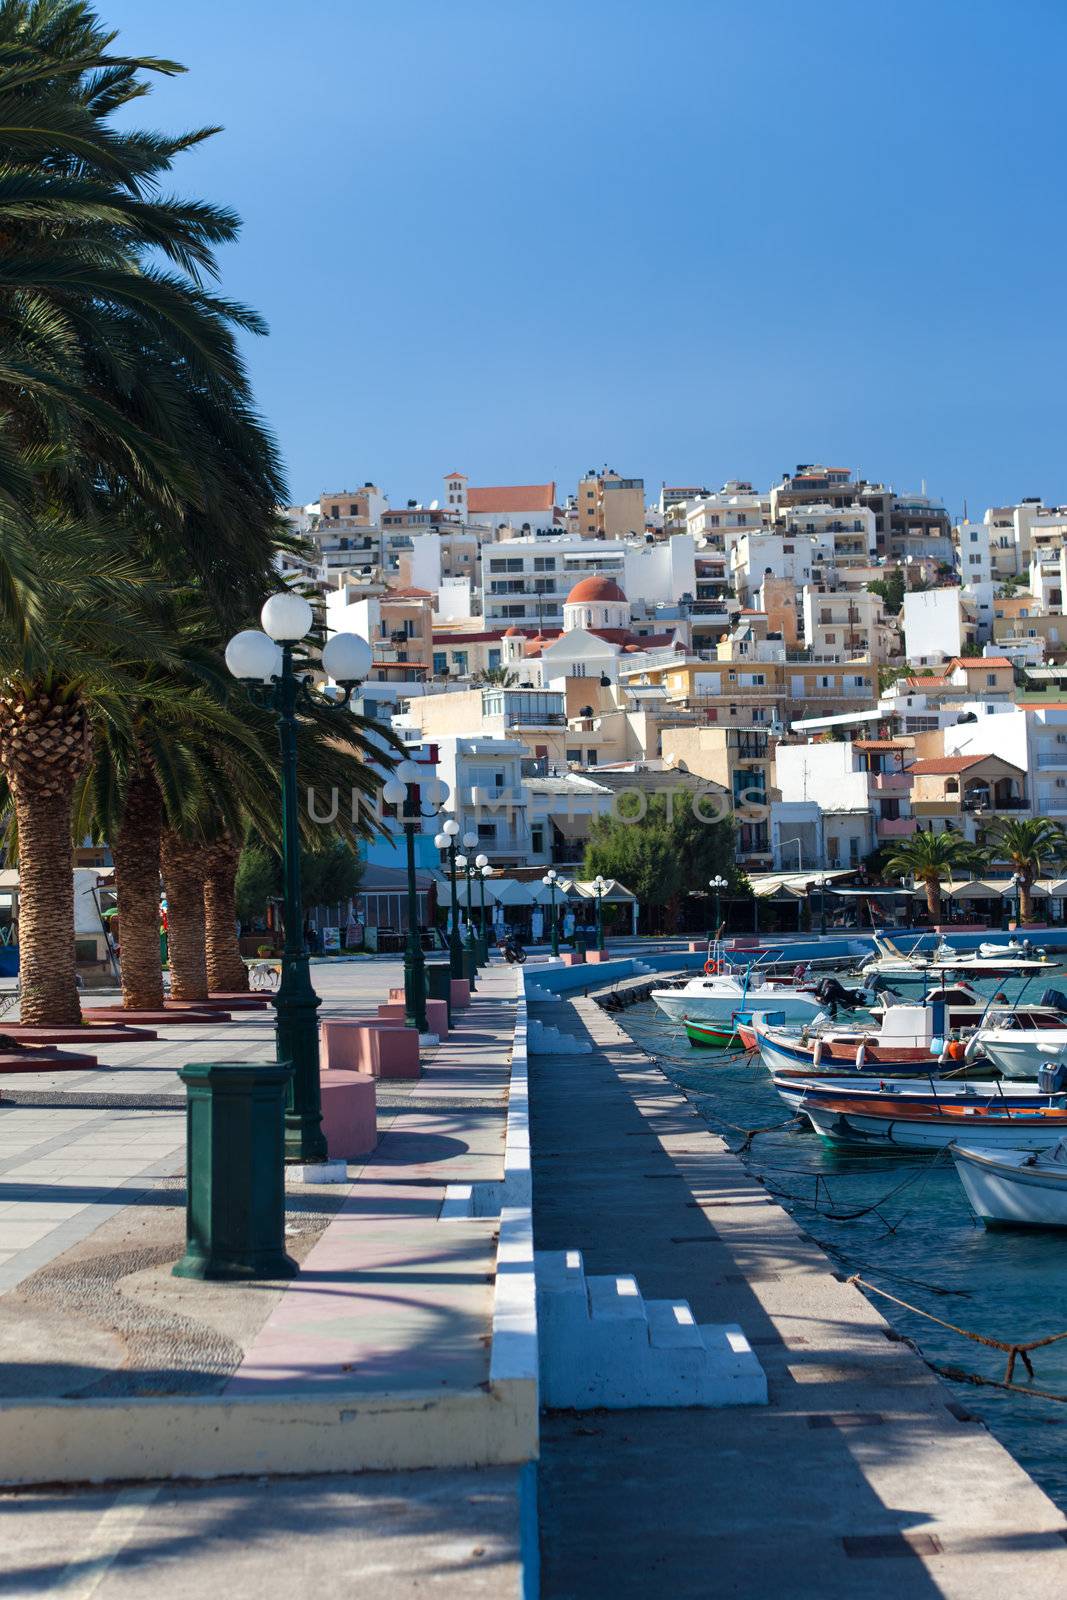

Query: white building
[729,532,816,604]
[430,735,531,867]
[902,587,971,665]
[783,503,877,574]
[480,537,627,630]
[801,586,886,662]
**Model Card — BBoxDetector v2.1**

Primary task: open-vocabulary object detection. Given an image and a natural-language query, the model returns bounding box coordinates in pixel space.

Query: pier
[530,975,1067,1597]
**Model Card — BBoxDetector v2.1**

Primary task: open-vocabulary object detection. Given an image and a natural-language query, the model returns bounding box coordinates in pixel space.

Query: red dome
[503,625,524,636]
[565,575,627,605]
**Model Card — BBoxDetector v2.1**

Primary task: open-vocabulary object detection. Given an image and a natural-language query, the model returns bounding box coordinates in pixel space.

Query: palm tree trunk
[161,831,208,1001]
[1019,878,1034,924]
[924,875,940,923]
[12,785,82,1025]
[204,839,249,993]
[112,769,164,1011]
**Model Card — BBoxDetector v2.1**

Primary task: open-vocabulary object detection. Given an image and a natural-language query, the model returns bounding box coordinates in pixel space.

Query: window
[566,748,581,762]
[534,556,556,571]
[587,749,598,765]
[531,827,544,853]
[986,673,996,686]
[349,504,358,516]
[825,632,837,644]
[433,652,447,675]
[329,504,339,518]
[970,530,978,543]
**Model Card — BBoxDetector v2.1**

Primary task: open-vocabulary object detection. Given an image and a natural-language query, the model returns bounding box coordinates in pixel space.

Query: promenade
[0,960,530,1598]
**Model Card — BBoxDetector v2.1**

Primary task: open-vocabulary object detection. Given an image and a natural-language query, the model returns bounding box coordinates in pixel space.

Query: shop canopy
[748,870,856,899]
[570,877,637,903]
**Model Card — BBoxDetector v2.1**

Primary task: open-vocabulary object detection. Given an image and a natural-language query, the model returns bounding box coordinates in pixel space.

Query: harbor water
[618,971,1067,1513]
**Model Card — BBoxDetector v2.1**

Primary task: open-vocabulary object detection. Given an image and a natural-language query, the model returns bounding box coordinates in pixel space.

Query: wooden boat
[684,1017,743,1049]
[804,1095,1067,1151]
[952,1141,1067,1228]
[772,1073,1056,1114]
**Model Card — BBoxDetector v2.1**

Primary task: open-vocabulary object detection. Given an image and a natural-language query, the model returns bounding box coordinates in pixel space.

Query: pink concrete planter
[319,1069,377,1159]
[388,987,405,1003]
[320,1018,420,1080]
[560,952,585,966]
[377,1002,406,1020]
[425,997,448,1038]
[585,949,611,963]
[450,978,471,1009]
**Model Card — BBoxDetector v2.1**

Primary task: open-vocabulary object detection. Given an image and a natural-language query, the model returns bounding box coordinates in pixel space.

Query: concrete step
[645,1298,705,1349]
[586,1273,646,1322]
[535,1250,767,1410]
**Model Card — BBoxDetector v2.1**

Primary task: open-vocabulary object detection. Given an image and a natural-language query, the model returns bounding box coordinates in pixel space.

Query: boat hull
[953,1145,1067,1228]
[979,1033,1067,1080]
[685,1019,742,1049]
[650,987,823,1025]
[805,1102,1067,1150]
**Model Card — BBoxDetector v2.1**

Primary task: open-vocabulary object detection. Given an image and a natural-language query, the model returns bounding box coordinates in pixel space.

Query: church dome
[565,575,627,606]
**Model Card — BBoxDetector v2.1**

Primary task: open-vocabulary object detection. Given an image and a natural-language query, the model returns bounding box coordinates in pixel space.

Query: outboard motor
[1038,1062,1067,1094]
[814,976,865,1020]
[1038,988,1067,1014]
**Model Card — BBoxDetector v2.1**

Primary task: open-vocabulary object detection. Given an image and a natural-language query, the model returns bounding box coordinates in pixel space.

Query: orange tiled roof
[948,656,1012,670]
[467,483,556,514]
[909,755,989,775]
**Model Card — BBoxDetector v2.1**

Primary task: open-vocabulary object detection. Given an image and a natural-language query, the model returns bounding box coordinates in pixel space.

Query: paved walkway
[532,993,1067,1599]
[0,960,527,1598]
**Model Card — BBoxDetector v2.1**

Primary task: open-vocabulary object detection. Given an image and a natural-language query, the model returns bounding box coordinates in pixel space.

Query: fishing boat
[751,1003,959,1079]
[972,1027,1067,1081]
[952,1141,1067,1228]
[803,1095,1067,1151]
[684,1017,745,1048]
[772,1073,1058,1115]
[859,932,1051,985]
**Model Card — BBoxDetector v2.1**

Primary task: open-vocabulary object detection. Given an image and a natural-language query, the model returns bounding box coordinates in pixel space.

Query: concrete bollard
[319,1069,377,1159]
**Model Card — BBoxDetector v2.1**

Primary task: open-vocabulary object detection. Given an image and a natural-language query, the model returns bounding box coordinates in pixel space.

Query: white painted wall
[902,587,963,665]
[774,743,869,811]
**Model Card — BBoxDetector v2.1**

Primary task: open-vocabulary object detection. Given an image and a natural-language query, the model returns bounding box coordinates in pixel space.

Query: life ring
[704,959,720,975]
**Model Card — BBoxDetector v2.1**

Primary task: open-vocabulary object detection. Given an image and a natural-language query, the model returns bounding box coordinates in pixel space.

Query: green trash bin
[426,962,452,1026]
[572,929,588,960]
[173,1060,297,1281]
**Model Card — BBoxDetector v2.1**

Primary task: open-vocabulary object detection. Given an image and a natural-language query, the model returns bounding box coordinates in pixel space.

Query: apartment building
[576,470,645,539]
[480,537,627,630]
[769,465,856,524]
[319,485,388,524]
[801,586,888,662]
[775,737,917,856]
[729,531,816,606]
[783,503,877,574]
[325,585,435,684]
[686,481,769,549]
[908,754,1028,839]
[621,651,877,730]
[430,736,531,866]
[658,724,775,864]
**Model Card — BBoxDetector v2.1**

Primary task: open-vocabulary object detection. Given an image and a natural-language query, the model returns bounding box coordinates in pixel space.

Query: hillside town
[295,465,1067,930]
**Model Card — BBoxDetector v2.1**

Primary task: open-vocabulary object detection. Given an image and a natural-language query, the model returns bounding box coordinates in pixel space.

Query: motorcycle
[498,935,527,965]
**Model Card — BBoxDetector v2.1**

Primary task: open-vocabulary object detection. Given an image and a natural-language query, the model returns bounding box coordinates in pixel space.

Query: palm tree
[883,828,980,924]
[980,816,1066,925]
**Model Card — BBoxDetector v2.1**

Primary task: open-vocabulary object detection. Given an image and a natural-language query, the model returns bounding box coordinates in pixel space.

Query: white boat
[773,1074,1056,1114]
[860,932,1051,984]
[976,1030,1067,1081]
[952,1141,1067,1228]
[650,970,826,1026]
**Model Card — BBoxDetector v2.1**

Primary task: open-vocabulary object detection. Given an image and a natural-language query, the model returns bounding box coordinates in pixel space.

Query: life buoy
[704,959,720,975]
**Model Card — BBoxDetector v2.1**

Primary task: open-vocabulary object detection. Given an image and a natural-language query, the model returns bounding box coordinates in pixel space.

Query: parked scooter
[498,934,527,965]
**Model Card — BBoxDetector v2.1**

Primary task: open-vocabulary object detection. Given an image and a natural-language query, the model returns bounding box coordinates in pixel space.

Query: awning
[570,877,637,903]
[749,870,855,898]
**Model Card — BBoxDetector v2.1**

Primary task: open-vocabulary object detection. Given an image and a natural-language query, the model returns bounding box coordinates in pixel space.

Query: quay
[0,953,1064,1595]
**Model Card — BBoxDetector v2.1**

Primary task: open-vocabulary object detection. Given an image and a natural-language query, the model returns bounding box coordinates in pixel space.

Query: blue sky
[105,0,1067,516]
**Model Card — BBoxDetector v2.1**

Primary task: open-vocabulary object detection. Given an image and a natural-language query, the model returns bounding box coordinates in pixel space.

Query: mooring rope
[848,1273,1067,1391]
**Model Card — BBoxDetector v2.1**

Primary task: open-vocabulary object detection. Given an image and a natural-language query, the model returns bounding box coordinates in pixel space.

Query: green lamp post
[709,874,728,940]
[462,831,481,975]
[542,868,559,957]
[593,873,607,953]
[225,596,372,1165]
[477,857,492,961]
[434,818,463,976]
[457,838,478,991]
[383,757,449,1038]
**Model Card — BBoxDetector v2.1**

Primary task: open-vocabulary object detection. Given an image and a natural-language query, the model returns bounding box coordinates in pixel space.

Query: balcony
[469,785,526,808]
[870,771,912,793]
[1035,751,1067,770]
[876,816,918,839]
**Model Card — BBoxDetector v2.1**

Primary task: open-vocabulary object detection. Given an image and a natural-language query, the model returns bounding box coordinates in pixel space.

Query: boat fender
[963,1033,983,1062]
[948,1039,966,1061]
[937,1039,951,1065]
[855,1041,866,1070]
[812,1039,823,1068]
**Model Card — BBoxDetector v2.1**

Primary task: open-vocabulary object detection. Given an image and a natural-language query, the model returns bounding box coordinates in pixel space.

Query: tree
[583,790,737,933]
[882,829,980,922]
[473,667,518,687]
[866,569,905,615]
[980,816,1065,924]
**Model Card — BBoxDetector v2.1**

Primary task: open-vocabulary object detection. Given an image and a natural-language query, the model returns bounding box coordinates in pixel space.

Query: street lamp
[475,854,490,961]
[542,868,559,957]
[708,874,728,938]
[383,759,449,1038]
[461,832,480,980]
[593,874,607,953]
[1010,870,1022,930]
[226,594,372,1165]
[433,818,463,978]
[456,844,478,991]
